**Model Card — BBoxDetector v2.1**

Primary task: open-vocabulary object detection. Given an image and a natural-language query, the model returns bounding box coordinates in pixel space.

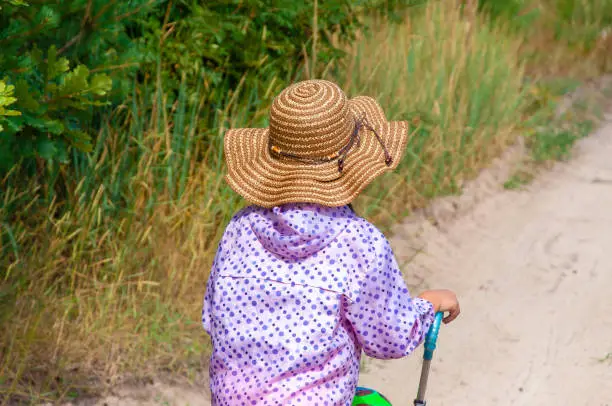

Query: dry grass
[338,2,526,227]
[0,134,231,402]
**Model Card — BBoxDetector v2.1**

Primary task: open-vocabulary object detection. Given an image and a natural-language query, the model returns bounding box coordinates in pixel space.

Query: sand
[358,115,612,405]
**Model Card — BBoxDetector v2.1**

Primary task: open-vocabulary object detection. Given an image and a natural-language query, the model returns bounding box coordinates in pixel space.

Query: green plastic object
[352,387,392,406]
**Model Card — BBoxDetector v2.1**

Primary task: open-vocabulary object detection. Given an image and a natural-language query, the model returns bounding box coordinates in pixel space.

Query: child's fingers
[442,304,460,324]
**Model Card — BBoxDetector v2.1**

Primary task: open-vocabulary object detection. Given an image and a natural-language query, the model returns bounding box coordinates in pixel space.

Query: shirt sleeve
[343,228,435,360]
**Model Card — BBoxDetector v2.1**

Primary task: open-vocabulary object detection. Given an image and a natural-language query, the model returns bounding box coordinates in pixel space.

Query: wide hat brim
[224,96,409,208]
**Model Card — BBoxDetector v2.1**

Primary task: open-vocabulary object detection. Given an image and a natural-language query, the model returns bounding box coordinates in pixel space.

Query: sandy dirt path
[358,117,612,405]
[88,115,612,406]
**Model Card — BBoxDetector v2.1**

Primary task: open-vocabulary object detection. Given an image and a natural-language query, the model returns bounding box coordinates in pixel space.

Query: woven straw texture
[224,80,409,207]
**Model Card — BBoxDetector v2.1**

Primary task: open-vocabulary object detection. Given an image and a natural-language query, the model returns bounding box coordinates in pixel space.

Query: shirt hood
[243,203,354,260]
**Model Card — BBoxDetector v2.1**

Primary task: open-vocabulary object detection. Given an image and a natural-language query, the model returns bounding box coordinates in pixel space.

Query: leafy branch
[0,81,21,132]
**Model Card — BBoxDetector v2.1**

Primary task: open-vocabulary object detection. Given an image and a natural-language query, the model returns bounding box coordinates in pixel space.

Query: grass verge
[504,75,612,190]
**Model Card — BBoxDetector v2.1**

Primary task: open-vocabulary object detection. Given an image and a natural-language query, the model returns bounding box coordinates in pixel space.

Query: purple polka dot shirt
[202,203,434,405]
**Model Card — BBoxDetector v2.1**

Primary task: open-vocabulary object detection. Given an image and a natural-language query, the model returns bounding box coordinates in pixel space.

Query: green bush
[0,0,155,170]
[0,0,425,175]
[0,81,20,132]
[151,1,361,86]
[0,47,112,171]
[143,0,428,103]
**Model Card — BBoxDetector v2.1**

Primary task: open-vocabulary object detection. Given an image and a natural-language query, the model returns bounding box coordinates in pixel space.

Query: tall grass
[0,0,606,402]
[342,2,526,225]
[0,71,271,401]
[478,0,612,76]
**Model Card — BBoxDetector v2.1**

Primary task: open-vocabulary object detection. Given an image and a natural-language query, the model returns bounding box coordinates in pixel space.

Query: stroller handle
[423,312,443,361]
[414,312,444,405]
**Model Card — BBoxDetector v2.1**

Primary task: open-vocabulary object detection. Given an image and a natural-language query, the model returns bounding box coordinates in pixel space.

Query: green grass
[504,169,535,190]
[502,72,611,189]
[528,91,595,163]
[530,124,590,162]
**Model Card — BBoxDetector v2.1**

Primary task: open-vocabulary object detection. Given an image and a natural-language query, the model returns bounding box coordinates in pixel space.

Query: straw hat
[224,79,409,208]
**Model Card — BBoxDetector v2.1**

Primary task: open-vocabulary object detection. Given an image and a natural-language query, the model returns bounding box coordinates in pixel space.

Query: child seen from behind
[202,80,460,405]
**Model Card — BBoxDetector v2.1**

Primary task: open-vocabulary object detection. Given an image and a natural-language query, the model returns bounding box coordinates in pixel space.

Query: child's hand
[417,289,460,324]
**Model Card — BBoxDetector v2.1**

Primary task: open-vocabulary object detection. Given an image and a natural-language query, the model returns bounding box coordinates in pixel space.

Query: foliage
[0,81,21,133]
[0,0,28,8]
[152,0,358,84]
[132,0,431,184]
[0,0,426,174]
[143,0,428,96]
[0,46,112,171]
[0,0,156,169]
[0,0,155,76]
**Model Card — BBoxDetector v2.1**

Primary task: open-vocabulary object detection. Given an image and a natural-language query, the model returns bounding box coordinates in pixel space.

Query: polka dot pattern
[202,204,434,405]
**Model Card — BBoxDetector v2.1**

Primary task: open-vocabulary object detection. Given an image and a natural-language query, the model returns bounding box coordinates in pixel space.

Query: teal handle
[423,312,443,361]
